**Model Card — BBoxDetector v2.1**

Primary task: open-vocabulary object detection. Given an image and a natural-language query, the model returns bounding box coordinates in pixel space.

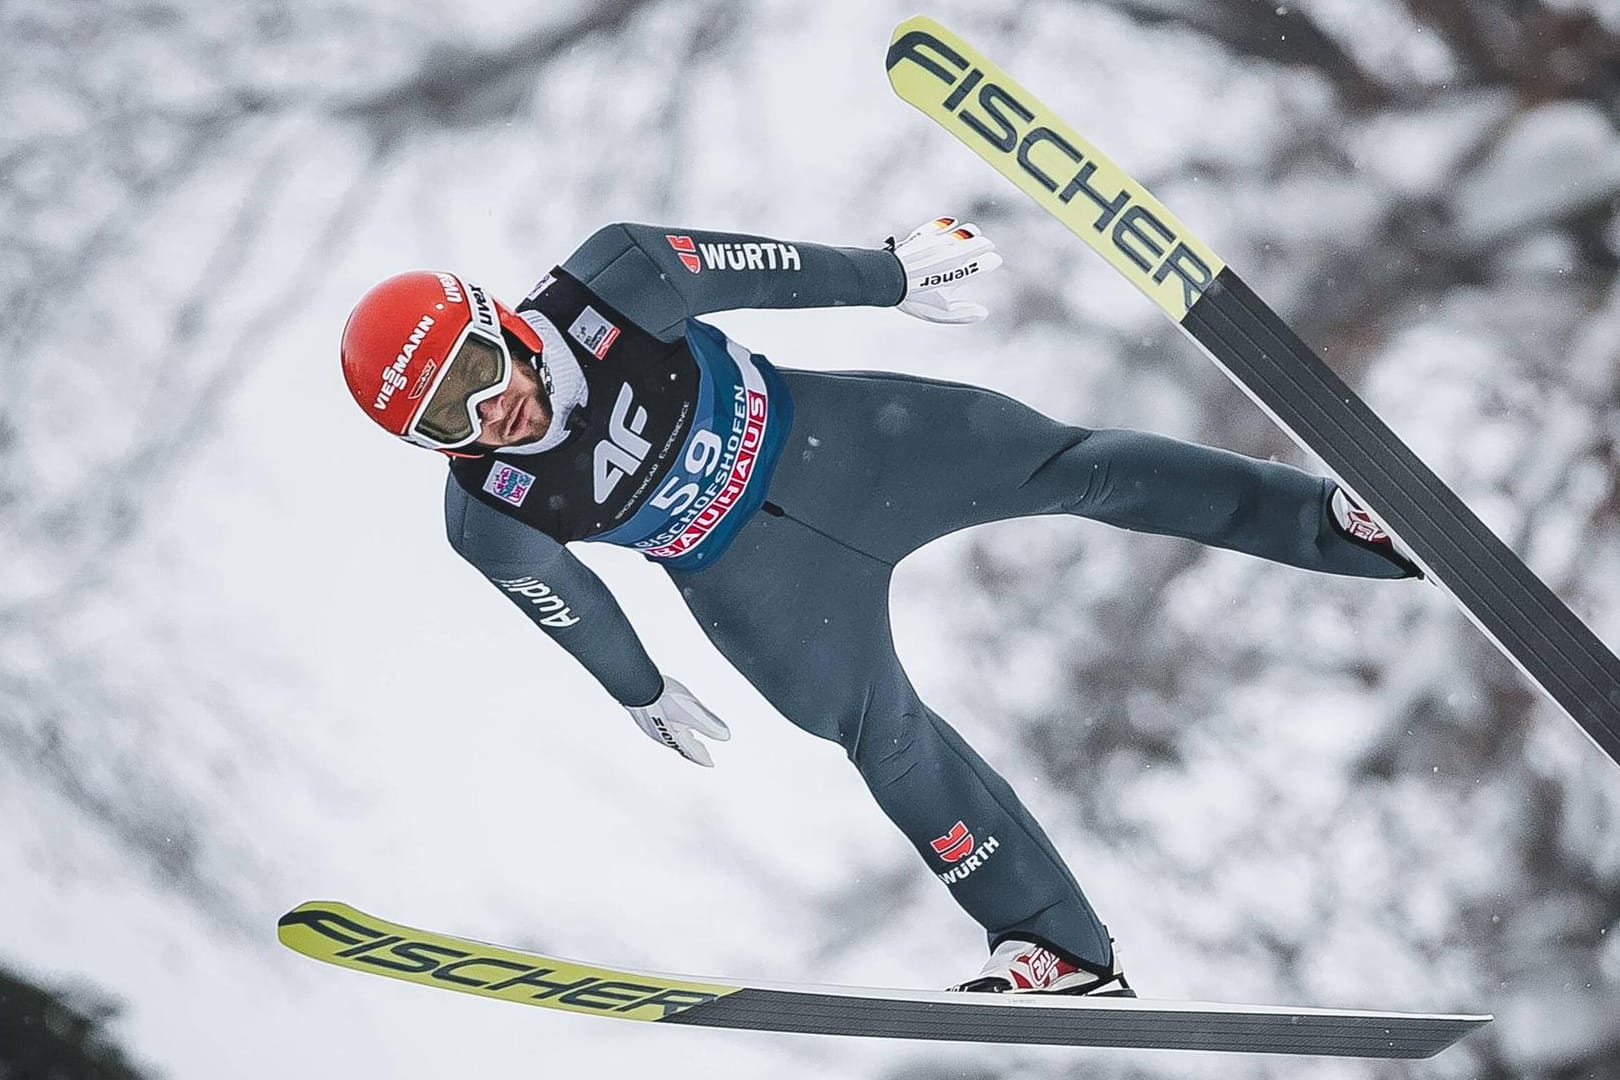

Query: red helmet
[340,271,542,451]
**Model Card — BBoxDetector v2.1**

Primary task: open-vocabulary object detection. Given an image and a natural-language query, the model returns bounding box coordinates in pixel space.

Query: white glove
[625,676,731,767]
[887,217,1003,324]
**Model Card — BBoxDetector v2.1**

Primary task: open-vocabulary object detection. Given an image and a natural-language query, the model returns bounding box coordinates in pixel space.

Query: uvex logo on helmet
[435,272,464,304]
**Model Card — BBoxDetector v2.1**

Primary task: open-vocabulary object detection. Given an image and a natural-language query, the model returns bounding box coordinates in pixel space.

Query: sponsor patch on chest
[526,272,556,300]
[483,462,536,506]
[568,305,621,359]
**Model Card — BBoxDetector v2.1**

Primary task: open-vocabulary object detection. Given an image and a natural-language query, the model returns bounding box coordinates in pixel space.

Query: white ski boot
[951,938,1134,997]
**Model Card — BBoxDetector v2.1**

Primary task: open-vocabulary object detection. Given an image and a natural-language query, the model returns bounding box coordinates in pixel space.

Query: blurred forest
[3,1,1617,1078]
[0,969,152,1080]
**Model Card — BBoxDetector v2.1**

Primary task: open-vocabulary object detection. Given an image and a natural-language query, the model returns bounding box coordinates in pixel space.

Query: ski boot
[951,938,1134,997]
[1330,486,1422,578]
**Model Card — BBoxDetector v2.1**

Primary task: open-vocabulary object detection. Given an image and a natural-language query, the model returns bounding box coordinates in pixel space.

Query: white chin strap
[500,310,588,455]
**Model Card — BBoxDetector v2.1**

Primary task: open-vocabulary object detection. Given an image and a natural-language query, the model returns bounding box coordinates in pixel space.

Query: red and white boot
[1330,486,1421,577]
[951,938,1134,997]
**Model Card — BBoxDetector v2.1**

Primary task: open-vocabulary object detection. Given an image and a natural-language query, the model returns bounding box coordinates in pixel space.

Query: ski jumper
[443,223,1410,971]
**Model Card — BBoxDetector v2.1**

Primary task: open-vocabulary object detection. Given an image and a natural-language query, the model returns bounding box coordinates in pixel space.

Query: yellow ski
[886,14,1223,320]
[279,901,1486,1056]
[279,901,731,1019]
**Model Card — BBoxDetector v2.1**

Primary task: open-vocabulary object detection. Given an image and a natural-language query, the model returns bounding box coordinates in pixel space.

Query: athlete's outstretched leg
[768,369,1414,576]
[669,509,1116,970]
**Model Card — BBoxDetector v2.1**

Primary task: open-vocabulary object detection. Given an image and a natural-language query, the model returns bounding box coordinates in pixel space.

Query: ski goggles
[406,321,513,450]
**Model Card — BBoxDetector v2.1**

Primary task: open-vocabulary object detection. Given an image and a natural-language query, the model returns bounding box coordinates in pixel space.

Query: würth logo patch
[935,835,1000,885]
[931,820,975,863]
[665,235,802,274]
[666,234,702,274]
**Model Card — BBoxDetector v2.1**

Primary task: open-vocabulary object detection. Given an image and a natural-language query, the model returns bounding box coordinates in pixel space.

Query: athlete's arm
[560,222,906,341]
[444,478,663,707]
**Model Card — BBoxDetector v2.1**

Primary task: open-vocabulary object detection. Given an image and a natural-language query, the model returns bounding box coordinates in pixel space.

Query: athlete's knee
[848,711,925,787]
[1022,425,1101,503]
[834,691,931,779]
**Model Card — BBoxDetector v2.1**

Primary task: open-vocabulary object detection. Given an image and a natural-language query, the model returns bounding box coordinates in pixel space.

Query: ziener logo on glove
[917,261,979,289]
[650,715,687,756]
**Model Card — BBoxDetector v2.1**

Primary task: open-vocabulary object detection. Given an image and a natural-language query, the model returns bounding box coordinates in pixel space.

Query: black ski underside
[661,986,1481,1058]
[1184,269,1620,760]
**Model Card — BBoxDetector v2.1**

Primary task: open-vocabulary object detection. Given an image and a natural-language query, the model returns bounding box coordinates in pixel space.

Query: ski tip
[886,14,956,77]
[892,13,948,37]
[279,899,353,923]
[277,900,365,946]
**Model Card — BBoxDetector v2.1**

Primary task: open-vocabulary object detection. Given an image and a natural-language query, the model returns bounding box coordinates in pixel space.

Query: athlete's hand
[888,217,1003,324]
[625,676,731,767]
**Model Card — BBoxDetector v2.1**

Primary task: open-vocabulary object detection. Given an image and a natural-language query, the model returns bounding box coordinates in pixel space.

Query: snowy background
[4,0,1620,1077]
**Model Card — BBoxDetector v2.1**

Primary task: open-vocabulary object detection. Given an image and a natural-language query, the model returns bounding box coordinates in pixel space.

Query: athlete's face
[474,354,552,449]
